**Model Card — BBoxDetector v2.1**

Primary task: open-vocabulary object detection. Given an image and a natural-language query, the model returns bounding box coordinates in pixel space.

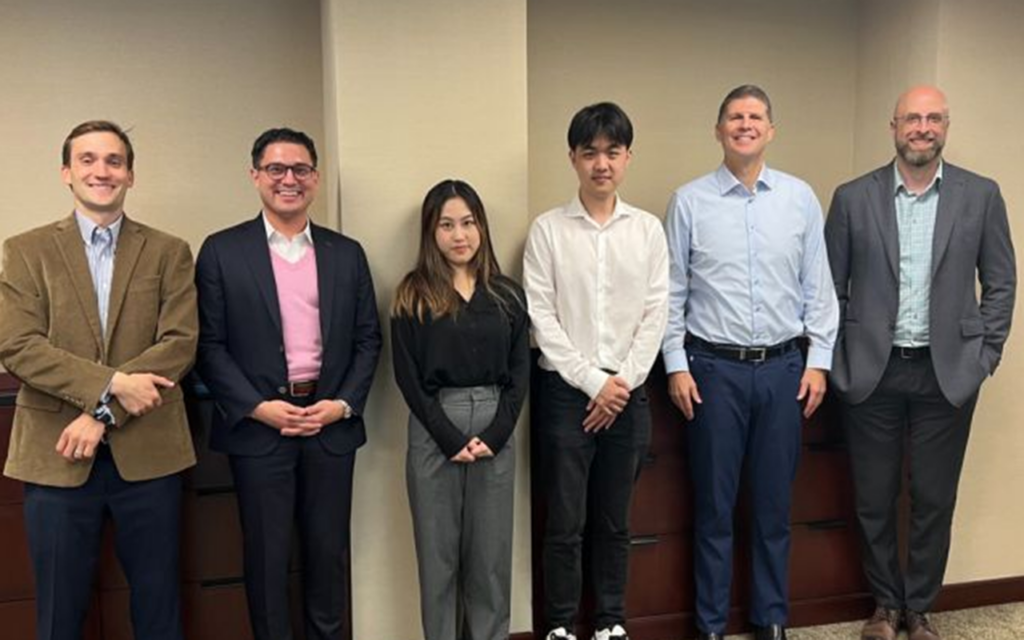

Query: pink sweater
[270,248,322,381]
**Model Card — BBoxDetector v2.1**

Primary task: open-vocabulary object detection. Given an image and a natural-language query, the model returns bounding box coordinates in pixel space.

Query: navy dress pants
[23,445,184,640]
[686,346,803,633]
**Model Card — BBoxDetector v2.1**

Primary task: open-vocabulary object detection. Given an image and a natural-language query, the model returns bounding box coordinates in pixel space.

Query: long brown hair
[392,179,520,321]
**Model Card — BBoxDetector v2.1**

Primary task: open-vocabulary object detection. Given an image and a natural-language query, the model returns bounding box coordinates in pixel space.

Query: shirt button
[277,386,287,394]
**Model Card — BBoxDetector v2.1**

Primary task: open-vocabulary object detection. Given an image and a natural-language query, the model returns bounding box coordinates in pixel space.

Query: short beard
[896,138,943,167]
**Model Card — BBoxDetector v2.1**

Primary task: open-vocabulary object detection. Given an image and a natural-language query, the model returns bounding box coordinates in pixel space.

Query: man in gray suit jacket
[825,86,1016,640]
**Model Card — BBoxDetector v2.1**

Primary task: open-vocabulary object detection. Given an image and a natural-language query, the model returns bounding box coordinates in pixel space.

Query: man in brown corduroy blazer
[0,120,197,640]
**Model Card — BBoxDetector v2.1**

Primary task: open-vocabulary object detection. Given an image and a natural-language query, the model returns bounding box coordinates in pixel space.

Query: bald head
[893,85,949,120]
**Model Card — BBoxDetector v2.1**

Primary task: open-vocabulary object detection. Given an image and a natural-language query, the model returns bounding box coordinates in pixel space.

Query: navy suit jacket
[195,215,382,456]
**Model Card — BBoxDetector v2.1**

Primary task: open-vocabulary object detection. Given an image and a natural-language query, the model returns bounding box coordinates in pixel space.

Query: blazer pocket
[16,387,63,412]
[127,275,161,293]
[961,318,985,337]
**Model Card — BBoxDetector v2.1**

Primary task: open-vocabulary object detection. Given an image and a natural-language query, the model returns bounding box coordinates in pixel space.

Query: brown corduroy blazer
[0,213,198,487]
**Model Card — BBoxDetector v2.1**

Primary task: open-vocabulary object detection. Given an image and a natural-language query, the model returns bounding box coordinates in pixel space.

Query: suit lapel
[869,166,900,282]
[312,224,336,351]
[53,215,105,354]
[105,217,145,347]
[242,215,283,335]
[931,166,963,276]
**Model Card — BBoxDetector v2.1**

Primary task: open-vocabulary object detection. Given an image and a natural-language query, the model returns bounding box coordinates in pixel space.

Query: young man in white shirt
[524,102,669,640]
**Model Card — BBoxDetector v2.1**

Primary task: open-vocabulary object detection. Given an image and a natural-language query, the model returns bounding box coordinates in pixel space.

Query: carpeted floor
[723,603,1024,639]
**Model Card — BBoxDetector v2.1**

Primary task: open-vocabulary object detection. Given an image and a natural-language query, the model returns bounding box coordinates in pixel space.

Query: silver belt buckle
[743,347,767,362]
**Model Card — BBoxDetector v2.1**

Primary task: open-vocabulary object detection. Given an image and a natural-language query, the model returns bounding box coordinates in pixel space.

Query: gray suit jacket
[824,162,1016,407]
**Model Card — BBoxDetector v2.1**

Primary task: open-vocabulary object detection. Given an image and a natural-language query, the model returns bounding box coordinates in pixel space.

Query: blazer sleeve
[194,236,266,427]
[0,236,119,411]
[334,244,382,416]
[977,182,1017,374]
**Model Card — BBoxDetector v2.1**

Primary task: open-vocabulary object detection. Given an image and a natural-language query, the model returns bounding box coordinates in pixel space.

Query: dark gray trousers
[407,386,515,640]
[843,351,977,613]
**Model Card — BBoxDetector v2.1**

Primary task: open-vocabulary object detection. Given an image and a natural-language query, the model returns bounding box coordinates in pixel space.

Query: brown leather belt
[283,380,318,397]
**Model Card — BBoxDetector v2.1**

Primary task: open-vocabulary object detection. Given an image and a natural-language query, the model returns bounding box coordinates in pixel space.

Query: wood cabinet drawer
[630,452,691,535]
[791,442,854,524]
[0,503,34,600]
[625,533,692,618]
[0,408,25,506]
[789,519,868,600]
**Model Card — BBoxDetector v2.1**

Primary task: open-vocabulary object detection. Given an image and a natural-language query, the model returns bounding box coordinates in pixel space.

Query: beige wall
[528,0,859,219]
[322,1,531,637]
[0,0,324,251]
[2,0,1023,637]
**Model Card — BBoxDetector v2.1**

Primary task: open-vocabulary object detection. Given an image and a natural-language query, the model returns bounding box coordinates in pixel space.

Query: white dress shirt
[524,194,670,399]
[262,212,313,263]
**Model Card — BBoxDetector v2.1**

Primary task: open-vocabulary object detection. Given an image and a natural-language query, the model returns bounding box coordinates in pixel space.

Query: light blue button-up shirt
[74,211,123,337]
[661,164,839,373]
[893,162,942,347]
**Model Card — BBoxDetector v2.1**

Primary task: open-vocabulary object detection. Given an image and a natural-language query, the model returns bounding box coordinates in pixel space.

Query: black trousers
[230,434,356,640]
[843,351,977,613]
[24,446,183,640]
[536,370,651,630]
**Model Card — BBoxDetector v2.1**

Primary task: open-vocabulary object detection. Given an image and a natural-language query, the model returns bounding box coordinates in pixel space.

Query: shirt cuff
[805,346,833,371]
[663,348,690,374]
[580,369,610,400]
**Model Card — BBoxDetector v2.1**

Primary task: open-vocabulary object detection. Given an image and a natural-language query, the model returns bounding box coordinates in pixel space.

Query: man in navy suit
[195,127,381,640]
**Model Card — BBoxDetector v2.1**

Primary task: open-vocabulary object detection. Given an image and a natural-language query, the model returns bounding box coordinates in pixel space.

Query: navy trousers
[230,435,356,640]
[23,445,184,640]
[686,346,803,633]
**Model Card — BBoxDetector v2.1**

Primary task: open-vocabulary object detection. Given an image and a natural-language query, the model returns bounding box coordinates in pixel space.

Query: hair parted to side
[567,102,634,150]
[62,120,135,170]
[717,84,773,124]
[392,179,522,322]
[251,127,319,168]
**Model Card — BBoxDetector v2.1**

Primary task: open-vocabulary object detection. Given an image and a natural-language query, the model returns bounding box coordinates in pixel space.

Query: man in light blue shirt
[661,85,838,640]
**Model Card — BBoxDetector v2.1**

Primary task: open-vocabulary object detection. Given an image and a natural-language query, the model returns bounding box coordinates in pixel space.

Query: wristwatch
[92,403,116,429]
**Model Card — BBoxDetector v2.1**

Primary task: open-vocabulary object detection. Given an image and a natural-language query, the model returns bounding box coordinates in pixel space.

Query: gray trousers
[407,386,515,640]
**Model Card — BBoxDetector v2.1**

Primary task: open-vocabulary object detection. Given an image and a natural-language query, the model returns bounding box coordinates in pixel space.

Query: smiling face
[892,86,949,168]
[715,96,775,165]
[434,196,481,269]
[251,142,319,223]
[61,131,134,217]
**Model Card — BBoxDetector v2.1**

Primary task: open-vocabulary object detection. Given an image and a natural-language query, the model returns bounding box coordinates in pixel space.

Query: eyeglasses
[258,163,317,181]
[893,113,948,127]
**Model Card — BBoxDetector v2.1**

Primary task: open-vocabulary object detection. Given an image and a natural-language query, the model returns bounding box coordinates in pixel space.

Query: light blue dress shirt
[893,162,942,347]
[75,211,123,337]
[661,164,839,373]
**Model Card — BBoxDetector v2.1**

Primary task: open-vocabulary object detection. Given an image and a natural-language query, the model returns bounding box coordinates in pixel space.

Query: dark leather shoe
[752,624,787,640]
[861,606,901,640]
[906,610,940,640]
[696,633,723,640]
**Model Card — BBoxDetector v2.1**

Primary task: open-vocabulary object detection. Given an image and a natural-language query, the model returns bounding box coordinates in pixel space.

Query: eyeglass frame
[892,112,949,127]
[257,162,318,181]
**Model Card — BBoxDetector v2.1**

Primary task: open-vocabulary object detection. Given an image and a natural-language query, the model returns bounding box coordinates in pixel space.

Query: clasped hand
[450,437,494,463]
[251,399,347,437]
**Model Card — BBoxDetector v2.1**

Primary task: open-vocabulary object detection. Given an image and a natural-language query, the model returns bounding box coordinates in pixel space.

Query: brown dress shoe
[906,610,940,640]
[860,606,901,640]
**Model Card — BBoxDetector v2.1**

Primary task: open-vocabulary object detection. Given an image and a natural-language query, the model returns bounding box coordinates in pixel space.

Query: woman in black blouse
[391,179,529,640]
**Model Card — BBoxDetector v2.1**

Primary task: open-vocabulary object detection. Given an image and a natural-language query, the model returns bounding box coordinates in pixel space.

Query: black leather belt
[686,334,799,363]
[893,346,929,360]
